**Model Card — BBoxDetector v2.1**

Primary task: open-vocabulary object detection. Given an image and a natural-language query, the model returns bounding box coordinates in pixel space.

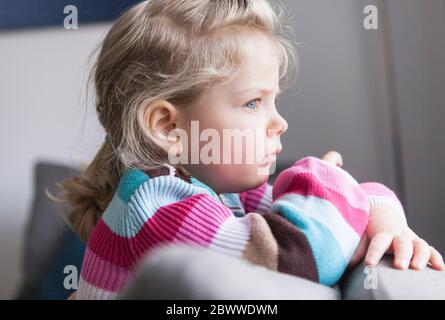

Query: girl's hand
[358,205,444,271]
[321,151,343,167]
[322,150,444,271]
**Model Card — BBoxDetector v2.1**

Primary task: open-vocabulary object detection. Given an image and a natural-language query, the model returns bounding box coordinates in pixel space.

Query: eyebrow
[235,87,282,96]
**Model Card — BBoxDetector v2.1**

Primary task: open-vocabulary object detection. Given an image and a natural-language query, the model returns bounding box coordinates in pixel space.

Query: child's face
[179,33,288,193]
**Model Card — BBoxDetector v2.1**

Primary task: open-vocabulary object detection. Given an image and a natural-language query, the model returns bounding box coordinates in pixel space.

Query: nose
[268,109,288,137]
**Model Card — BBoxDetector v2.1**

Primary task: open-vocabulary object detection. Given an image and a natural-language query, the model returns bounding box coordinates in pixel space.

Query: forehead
[211,32,280,95]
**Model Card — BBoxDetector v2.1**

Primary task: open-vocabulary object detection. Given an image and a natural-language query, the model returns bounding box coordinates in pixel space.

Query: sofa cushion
[340,255,445,299]
[17,161,82,299]
[119,244,341,300]
[33,227,85,299]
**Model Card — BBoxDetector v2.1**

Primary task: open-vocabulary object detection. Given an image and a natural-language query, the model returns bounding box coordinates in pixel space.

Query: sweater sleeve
[360,182,406,220]
[78,159,371,299]
[269,157,370,285]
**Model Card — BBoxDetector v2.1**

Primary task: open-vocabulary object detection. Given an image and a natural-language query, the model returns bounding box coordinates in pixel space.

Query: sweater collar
[143,164,191,183]
[143,164,245,217]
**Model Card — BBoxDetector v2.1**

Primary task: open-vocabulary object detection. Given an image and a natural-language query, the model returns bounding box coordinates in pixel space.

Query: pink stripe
[88,218,174,268]
[360,182,398,199]
[195,195,231,221]
[275,171,369,235]
[248,191,266,202]
[173,197,232,232]
[159,205,214,245]
[80,247,130,292]
[170,195,231,244]
[273,157,367,210]
[161,204,215,236]
[240,182,268,212]
[88,220,135,268]
[88,194,232,268]
[243,199,263,210]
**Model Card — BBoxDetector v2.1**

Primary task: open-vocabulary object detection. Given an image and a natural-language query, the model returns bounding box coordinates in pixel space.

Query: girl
[57,0,444,299]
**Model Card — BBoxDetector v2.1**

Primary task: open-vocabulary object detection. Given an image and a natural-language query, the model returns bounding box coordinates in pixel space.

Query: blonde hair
[53,0,297,242]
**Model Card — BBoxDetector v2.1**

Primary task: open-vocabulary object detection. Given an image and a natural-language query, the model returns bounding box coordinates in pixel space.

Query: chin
[190,163,270,194]
[229,168,270,193]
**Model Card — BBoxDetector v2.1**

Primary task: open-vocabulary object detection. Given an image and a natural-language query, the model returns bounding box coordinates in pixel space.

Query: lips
[268,147,282,159]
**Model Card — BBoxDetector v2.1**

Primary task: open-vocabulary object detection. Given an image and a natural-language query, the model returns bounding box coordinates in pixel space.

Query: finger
[392,236,414,270]
[365,233,393,266]
[321,151,343,167]
[410,238,430,270]
[348,235,369,269]
[429,246,445,271]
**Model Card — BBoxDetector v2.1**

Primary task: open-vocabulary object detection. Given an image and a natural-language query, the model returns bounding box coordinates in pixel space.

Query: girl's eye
[243,98,261,110]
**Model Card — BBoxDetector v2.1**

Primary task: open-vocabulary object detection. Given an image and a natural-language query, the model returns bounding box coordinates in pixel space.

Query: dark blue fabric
[33,228,86,300]
[0,0,142,30]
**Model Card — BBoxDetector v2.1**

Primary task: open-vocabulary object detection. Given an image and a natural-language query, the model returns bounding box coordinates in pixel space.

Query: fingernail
[396,259,408,269]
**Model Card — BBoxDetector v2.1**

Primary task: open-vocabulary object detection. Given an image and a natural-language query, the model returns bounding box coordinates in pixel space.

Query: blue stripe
[101,194,130,236]
[117,168,149,203]
[272,201,348,286]
[272,194,360,261]
[105,174,219,238]
[220,193,245,217]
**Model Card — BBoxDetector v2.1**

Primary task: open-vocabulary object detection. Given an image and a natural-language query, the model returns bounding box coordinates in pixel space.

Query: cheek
[202,119,263,157]
[227,136,267,165]
[179,105,272,190]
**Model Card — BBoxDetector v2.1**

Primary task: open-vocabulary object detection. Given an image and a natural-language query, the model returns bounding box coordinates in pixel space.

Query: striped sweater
[77,157,404,299]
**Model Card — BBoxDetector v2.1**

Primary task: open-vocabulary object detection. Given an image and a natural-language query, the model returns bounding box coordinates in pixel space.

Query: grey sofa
[119,244,445,300]
[17,161,445,300]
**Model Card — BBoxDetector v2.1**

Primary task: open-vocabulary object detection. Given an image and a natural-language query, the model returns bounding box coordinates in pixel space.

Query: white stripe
[254,185,272,213]
[256,203,271,213]
[77,277,118,300]
[209,216,250,257]
[368,195,406,219]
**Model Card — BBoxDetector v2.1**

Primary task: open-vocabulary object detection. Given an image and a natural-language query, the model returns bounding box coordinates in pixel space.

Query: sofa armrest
[340,255,445,299]
[118,245,341,300]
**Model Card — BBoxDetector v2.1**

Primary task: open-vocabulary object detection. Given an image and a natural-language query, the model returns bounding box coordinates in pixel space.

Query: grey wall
[277,0,398,189]
[0,25,107,298]
[277,0,445,248]
[385,0,445,248]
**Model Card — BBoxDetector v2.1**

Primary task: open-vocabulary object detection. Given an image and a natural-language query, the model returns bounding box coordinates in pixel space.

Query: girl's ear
[145,99,178,135]
[145,99,182,153]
